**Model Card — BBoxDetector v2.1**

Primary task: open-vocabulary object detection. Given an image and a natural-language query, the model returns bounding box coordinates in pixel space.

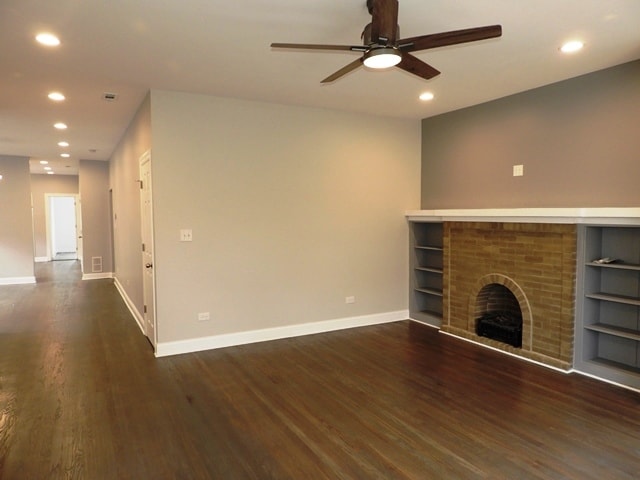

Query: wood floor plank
[1,261,639,479]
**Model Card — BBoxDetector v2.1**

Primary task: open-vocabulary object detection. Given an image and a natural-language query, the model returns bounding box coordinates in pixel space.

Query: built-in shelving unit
[575,225,640,389]
[409,221,443,327]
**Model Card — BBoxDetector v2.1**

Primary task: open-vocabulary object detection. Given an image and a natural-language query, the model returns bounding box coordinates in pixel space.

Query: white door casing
[139,151,157,348]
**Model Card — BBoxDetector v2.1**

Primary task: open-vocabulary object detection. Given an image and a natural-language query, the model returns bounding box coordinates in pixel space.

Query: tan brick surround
[442,222,577,370]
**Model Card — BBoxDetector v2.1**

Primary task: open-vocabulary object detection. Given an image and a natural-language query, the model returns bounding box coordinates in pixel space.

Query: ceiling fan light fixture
[363,47,401,69]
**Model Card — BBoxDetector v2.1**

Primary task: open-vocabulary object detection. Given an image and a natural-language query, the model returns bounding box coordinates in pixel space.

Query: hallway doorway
[45,194,81,262]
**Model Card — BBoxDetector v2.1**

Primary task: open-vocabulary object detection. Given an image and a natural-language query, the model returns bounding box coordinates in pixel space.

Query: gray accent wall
[0,156,34,281]
[421,60,640,208]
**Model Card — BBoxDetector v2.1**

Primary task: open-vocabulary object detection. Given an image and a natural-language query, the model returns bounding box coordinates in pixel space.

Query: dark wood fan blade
[271,43,367,52]
[397,52,440,80]
[397,25,502,52]
[370,0,399,45]
[321,58,364,83]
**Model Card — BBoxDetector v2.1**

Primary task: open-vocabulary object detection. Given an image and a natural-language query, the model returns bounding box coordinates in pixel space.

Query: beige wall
[0,156,34,281]
[149,91,421,343]
[109,93,151,313]
[30,174,79,259]
[421,60,640,208]
[79,161,112,275]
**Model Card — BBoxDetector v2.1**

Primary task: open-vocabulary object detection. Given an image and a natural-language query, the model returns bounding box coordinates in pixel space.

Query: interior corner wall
[150,90,421,345]
[79,160,112,275]
[30,174,79,259]
[0,156,34,281]
[421,60,640,209]
[109,93,151,315]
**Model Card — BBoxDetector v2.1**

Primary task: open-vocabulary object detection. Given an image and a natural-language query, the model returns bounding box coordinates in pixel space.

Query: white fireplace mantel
[405,208,640,225]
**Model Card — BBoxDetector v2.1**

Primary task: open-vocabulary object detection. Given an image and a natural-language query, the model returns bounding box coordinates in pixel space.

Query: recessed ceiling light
[44,166,52,171]
[560,40,584,54]
[36,33,60,47]
[419,92,435,101]
[47,171,55,175]
[48,92,65,101]
[60,153,70,158]
[39,160,49,165]
[58,141,69,147]
[0,174,3,180]
[54,122,67,130]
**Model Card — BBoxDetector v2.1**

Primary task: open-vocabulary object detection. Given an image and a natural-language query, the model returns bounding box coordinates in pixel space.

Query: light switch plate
[513,165,524,177]
[180,229,193,242]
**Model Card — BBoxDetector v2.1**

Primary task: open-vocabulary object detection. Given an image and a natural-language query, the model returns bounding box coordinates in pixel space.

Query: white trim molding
[437,328,570,374]
[0,276,36,285]
[113,277,145,334]
[406,207,640,225]
[155,310,409,358]
[34,256,50,263]
[82,272,114,281]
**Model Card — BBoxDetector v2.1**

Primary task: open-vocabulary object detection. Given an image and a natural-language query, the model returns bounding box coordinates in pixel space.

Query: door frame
[139,150,157,349]
[45,193,81,264]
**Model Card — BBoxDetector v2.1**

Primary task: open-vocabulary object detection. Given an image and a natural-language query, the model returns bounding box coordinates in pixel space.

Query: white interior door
[139,151,157,348]
[75,195,83,268]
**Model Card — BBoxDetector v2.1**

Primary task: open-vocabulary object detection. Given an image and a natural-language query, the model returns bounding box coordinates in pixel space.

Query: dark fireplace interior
[475,283,523,348]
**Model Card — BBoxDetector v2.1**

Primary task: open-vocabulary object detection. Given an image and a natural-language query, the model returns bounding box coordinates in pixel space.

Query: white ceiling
[1,0,639,175]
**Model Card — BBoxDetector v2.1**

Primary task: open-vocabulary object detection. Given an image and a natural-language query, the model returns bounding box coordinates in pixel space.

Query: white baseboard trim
[571,368,640,394]
[113,277,145,334]
[408,317,441,329]
[155,309,409,358]
[34,256,50,263]
[0,276,36,285]
[82,272,114,281]
[437,328,570,374]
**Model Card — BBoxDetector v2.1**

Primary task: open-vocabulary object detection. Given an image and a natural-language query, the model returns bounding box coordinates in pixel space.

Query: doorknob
[145,263,153,268]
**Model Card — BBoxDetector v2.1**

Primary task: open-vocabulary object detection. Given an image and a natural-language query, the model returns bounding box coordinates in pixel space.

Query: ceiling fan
[271,0,502,83]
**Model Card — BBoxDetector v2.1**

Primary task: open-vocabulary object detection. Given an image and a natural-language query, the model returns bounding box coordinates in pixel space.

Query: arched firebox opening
[475,283,523,348]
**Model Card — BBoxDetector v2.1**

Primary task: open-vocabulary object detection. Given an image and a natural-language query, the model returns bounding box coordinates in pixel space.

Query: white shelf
[406,208,640,225]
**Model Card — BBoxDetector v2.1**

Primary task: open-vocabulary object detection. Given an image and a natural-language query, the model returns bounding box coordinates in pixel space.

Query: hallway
[0,261,164,478]
[1,262,640,479]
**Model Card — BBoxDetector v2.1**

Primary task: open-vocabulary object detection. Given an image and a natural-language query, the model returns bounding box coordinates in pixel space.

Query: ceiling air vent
[102,92,118,102]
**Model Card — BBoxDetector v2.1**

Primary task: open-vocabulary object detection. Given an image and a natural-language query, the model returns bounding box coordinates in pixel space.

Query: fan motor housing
[362,23,400,46]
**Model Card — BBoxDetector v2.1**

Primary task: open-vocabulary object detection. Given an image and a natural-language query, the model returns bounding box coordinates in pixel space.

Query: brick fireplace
[442,222,577,370]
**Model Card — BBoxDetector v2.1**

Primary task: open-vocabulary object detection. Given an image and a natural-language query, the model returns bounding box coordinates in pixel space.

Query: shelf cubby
[575,225,640,390]
[409,221,443,327]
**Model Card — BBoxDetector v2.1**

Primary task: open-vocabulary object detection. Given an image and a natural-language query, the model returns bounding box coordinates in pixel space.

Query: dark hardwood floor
[1,261,639,479]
